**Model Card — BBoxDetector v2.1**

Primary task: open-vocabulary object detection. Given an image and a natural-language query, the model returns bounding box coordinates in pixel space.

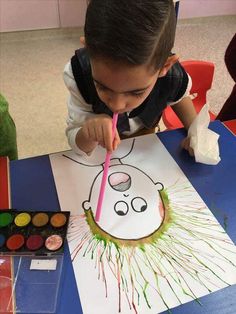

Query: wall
[179,0,236,19]
[58,0,87,28]
[0,0,87,32]
[0,0,235,32]
[0,0,59,32]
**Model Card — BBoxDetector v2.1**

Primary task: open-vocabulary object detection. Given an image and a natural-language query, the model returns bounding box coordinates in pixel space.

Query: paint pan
[0,210,70,256]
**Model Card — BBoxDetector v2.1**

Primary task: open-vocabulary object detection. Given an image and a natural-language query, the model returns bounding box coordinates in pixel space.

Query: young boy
[64,0,196,156]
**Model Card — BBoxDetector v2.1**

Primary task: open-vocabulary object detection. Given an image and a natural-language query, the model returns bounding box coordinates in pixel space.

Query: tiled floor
[0,15,235,158]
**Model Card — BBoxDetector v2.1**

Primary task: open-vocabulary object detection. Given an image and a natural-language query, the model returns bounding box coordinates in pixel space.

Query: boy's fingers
[113,130,120,150]
[113,139,119,151]
[181,137,189,150]
[88,125,97,142]
[188,147,194,156]
[103,122,113,152]
[181,137,194,156]
[82,124,91,140]
[96,124,104,144]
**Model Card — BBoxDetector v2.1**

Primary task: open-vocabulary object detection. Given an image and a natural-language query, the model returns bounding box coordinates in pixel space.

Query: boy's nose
[108,94,127,113]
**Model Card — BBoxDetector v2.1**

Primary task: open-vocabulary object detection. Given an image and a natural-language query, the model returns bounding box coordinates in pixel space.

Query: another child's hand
[81,114,120,152]
[181,137,194,156]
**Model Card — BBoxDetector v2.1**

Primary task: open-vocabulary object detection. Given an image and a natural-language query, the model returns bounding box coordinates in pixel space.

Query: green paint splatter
[68,182,236,314]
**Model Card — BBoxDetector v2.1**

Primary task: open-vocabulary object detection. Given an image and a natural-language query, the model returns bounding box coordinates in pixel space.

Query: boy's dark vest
[71,48,188,133]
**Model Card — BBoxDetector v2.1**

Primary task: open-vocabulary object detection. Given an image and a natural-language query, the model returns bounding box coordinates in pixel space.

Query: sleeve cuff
[67,128,90,157]
[169,73,192,106]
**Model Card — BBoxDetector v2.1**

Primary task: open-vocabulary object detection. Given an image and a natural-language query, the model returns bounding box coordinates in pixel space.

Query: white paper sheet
[50,134,236,314]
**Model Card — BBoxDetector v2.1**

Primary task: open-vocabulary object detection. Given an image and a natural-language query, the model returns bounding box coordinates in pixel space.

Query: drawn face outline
[83,164,164,240]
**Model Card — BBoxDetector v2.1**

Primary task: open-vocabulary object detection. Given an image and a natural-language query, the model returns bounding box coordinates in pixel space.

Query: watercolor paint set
[0,210,70,256]
[0,210,70,313]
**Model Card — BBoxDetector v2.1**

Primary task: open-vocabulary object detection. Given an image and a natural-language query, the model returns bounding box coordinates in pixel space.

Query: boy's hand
[77,114,120,154]
[181,137,194,156]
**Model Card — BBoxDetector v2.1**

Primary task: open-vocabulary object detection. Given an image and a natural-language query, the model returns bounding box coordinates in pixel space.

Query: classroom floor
[0,15,235,158]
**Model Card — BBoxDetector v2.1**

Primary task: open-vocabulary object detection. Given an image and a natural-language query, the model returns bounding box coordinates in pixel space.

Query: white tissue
[188,104,221,165]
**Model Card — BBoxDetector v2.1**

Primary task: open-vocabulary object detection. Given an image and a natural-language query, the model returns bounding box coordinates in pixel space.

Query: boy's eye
[96,84,107,92]
[130,91,145,98]
[95,82,145,98]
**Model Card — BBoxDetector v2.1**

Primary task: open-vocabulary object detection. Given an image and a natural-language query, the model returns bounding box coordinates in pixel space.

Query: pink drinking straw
[95,113,119,222]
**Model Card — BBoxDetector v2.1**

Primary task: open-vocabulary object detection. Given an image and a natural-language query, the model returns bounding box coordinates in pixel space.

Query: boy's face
[91,58,160,114]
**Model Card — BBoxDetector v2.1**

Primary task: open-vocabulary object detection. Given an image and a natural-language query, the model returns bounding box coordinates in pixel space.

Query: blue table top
[10,121,236,314]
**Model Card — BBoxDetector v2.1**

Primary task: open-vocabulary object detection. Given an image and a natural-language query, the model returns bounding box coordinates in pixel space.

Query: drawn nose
[108,172,131,192]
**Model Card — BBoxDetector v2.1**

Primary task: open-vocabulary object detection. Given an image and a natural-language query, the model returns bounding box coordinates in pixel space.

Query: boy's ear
[80,36,86,47]
[159,54,179,77]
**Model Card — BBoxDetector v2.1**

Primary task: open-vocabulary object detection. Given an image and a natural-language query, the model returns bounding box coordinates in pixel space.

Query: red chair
[162,60,216,129]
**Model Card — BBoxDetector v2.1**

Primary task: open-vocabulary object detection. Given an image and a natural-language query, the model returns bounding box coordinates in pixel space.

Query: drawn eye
[131,197,147,213]
[114,201,129,216]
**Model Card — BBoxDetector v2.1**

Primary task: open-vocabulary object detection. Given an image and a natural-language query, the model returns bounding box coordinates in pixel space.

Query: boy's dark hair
[84,0,176,70]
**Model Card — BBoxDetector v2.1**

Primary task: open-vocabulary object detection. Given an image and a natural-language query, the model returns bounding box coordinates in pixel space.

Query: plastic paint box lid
[0,255,64,313]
